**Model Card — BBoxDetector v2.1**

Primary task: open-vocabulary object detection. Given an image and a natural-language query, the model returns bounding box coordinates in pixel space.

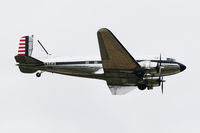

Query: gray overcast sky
[0,0,199,133]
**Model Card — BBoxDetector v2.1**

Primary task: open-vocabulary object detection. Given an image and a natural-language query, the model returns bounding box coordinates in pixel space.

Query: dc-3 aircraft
[15,28,186,95]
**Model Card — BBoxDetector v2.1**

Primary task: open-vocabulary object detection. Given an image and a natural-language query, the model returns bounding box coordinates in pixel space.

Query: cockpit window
[167,58,176,62]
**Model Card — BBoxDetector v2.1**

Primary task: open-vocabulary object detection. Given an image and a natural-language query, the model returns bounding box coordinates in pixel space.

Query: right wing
[108,85,137,95]
[97,28,140,72]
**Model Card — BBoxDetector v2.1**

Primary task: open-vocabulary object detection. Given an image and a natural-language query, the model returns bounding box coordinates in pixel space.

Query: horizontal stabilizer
[18,66,37,73]
[15,55,43,65]
[15,55,43,73]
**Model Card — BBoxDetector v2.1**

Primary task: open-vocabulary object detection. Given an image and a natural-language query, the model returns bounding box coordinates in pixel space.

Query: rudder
[18,36,33,56]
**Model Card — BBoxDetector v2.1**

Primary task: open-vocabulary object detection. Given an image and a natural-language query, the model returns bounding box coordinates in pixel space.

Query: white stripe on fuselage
[37,55,174,62]
[37,56,177,66]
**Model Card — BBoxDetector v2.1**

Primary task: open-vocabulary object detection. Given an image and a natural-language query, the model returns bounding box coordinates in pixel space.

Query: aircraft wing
[108,85,137,95]
[97,28,140,71]
[97,28,141,95]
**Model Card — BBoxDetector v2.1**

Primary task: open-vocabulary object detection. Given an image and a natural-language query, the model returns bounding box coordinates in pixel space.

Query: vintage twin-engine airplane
[15,28,186,95]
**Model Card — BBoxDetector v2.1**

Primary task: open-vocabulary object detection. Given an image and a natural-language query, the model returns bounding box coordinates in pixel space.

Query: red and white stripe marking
[18,36,26,55]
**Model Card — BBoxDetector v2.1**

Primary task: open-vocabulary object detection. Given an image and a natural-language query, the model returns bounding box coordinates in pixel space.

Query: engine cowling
[139,60,158,75]
[137,78,160,90]
[144,78,160,87]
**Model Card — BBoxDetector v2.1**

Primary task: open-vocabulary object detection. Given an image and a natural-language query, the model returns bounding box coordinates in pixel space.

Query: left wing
[97,28,140,71]
[97,28,141,95]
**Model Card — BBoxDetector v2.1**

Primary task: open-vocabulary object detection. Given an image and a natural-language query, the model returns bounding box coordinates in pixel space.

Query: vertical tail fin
[18,36,33,56]
[16,36,43,73]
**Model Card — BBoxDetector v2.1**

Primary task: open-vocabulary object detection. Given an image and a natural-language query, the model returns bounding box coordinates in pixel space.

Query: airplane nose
[180,64,186,72]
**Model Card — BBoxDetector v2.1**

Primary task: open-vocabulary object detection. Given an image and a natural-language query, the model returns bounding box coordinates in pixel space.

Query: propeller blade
[161,76,164,94]
[158,54,162,80]
[159,67,161,77]
[159,53,161,66]
[156,53,165,94]
[156,53,162,73]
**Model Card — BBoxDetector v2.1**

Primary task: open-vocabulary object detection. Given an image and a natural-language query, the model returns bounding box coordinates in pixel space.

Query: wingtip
[97,28,110,33]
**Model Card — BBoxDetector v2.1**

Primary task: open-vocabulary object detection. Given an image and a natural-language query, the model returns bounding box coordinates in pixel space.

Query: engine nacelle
[144,78,160,87]
[137,78,160,90]
[139,60,158,75]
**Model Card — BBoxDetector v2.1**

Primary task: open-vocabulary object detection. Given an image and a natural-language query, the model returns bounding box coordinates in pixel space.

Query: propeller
[156,54,162,73]
[160,76,165,94]
[157,54,165,94]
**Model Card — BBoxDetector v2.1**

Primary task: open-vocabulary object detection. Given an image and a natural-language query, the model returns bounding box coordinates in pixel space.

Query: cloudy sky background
[0,0,199,133]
